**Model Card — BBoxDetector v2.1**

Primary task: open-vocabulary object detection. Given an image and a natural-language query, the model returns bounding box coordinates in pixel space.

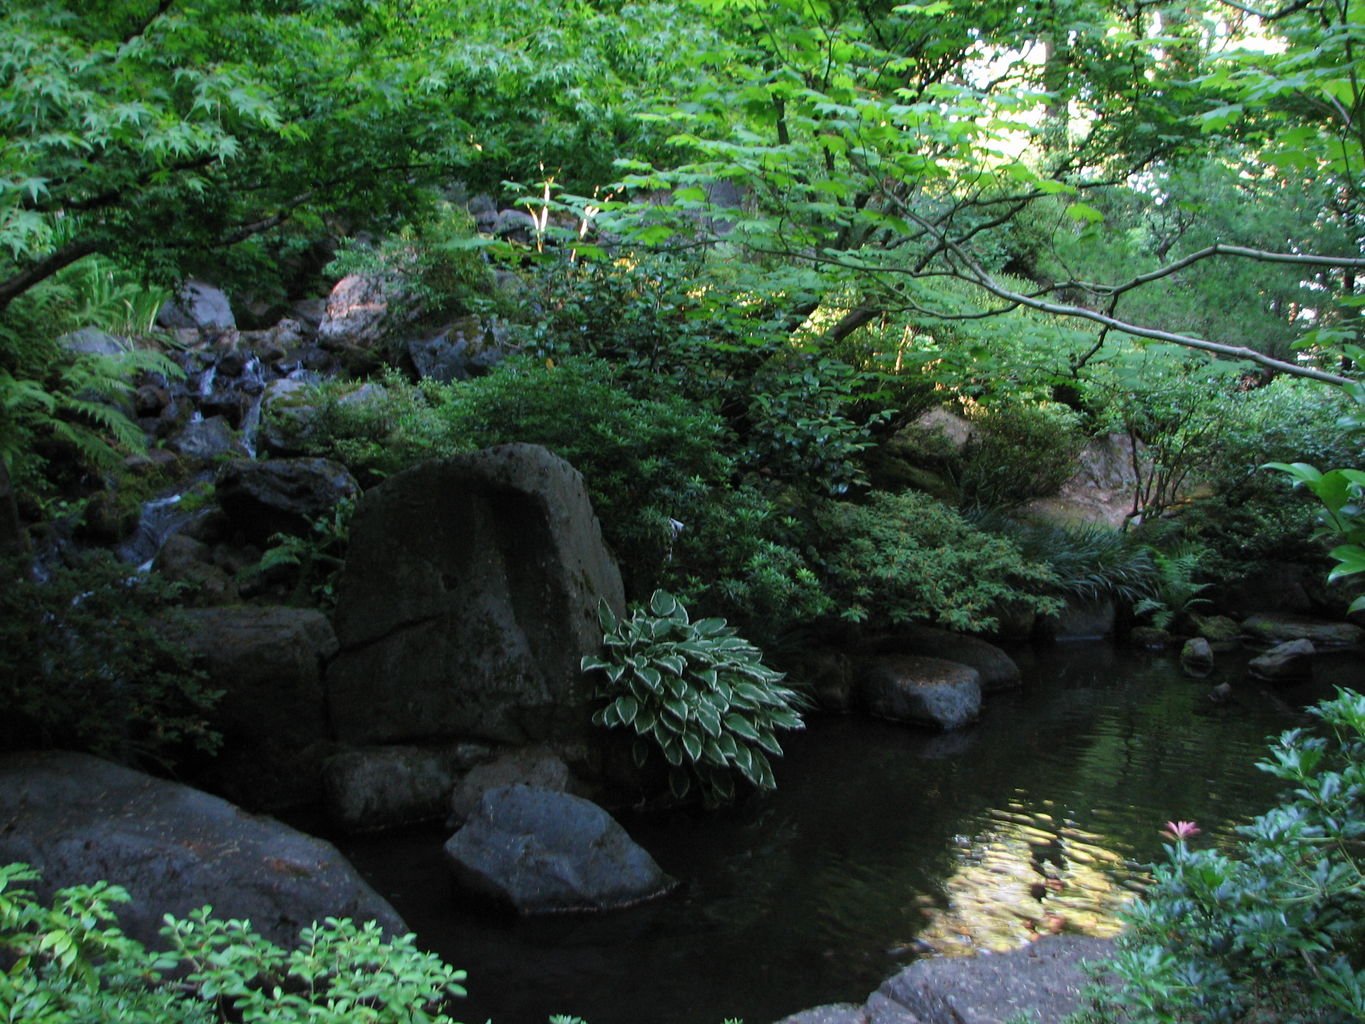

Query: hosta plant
[582,590,805,805]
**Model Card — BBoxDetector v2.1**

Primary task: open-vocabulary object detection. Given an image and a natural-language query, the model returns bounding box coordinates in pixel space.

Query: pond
[340,641,1365,1024]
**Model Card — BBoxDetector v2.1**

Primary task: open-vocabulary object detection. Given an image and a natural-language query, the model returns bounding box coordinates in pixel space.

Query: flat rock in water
[443,785,675,913]
[0,751,405,949]
[1241,613,1362,649]
[853,655,982,730]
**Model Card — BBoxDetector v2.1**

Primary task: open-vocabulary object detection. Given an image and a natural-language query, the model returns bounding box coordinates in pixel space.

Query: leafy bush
[816,490,1062,633]
[446,357,738,596]
[745,358,889,497]
[268,357,737,597]
[661,482,834,645]
[955,399,1087,509]
[583,590,806,805]
[1091,356,1234,523]
[0,553,220,768]
[512,253,721,375]
[1097,688,1365,1023]
[1176,376,1358,583]
[0,863,468,1024]
[1265,381,1365,614]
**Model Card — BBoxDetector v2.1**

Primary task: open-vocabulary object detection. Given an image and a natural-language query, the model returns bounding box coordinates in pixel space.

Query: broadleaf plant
[582,590,805,806]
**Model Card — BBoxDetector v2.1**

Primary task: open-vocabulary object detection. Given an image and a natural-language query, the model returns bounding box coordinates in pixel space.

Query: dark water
[341,642,1365,1024]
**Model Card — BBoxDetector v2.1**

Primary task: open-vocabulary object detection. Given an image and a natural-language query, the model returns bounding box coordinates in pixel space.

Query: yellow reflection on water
[905,803,1146,957]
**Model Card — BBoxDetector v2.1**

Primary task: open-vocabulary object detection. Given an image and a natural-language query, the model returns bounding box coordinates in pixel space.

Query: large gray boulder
[158,280,236,331]
[853,655,982,730]
[443,785,675,913]
[164,606,337,810]
[326,444,626,750]
[0,751,405,949]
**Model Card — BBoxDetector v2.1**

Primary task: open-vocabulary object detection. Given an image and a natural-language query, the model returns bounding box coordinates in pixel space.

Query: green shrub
[1096,687,1365,1023]
[745,358,889,497]
[240,498,355,609]
[262,370,468,485]
[512,254,720,372]
[582,590,806,806]
[663,487,835,645]
[447,356,738,596]
[1176,376,1359,583]
[956,400,1087,509]
[817,490,1062,633]
[0,553,220,768]
[1264,381,1365,614]
[0,863,468,1024]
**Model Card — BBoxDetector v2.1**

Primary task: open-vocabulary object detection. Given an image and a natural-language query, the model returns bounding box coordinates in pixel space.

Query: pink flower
[1161,820,1201,841]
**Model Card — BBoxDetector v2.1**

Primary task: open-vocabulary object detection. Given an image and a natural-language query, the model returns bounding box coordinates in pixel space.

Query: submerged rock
[1180,637,1215,677]
[1248,638,1316,682]
[0,751,405,949]
[447,746,572,827]
[443,785,675,913]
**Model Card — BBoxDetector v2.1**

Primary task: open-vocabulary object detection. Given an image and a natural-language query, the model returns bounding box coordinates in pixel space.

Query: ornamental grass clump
[582,590,806,806]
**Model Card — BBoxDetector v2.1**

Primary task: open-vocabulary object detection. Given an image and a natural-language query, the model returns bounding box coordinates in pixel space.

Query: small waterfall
[115,487,208,569]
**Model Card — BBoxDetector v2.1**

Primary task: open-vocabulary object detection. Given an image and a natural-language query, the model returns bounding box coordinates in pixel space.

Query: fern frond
[48,420,125,468]
[0,371,57,414]
[59,397,145,452]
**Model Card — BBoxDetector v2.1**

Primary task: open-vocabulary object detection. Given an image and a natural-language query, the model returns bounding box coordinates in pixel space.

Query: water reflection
[341,643,1363,1024]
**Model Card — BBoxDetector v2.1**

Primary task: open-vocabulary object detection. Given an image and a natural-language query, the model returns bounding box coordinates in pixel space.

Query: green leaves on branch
[1101,688,1365,1023]
[1264,461,1365,613]
[582,590,806,805]
[0,863,469,1024]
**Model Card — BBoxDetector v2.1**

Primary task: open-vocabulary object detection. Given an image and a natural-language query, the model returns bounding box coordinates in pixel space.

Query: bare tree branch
[0,240,100,315]
[906,217,1356,385]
